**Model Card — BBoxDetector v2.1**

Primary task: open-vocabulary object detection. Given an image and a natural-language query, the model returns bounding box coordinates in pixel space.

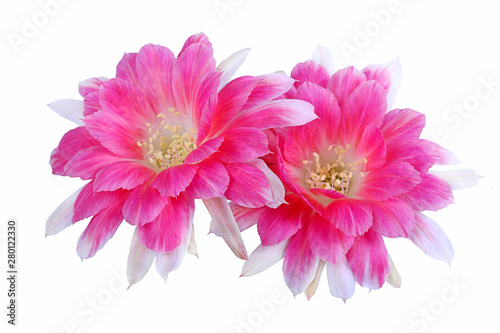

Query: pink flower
[46,33,316,286]
[233,47,480,301]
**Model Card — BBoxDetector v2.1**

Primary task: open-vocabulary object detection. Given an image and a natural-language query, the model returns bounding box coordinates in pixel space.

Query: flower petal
[48,99,85,125]
[308,215,354,264]
[241,239,289,277]
[305,260,326,300]
[93,160,158,192]
[216,128,269,163]
[122,181,168,227]
[355,123,386,171]
[242,73,295,110]
[152,164,198,197]
[362,64,391,92]
[381,108,425,144]
[78,77,108,98]
[324,199,373,237]
[385,57,402,111]
[409,212,454,264]
[204,197,248,260]
[184,160,229,199]
[55,126,100,161]
[185,136,224,165]
[245,159,286,208]
[326,66,366,108]
[429,169,482,190]
[217,48,250,91]
[283,227,320,296]
[228,202,266,234]
[225,162,272,208]
[346,229,390,290]
[73,181,126,223]
[64,145,122,180]
[127,227,156,287]
[291,60,330,88]
[326,256,356,302]
[386,253,402,288]
[46,186,84,236]
[312,45,335,76]
[398,173,454,211]
[370,198,415,238]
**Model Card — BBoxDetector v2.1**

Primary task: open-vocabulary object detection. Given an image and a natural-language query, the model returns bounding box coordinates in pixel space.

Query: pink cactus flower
[233,46,480,301]
[46,33,316,286]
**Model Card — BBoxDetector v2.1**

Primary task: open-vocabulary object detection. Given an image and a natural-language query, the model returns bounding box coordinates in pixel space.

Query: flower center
[137,110,196,170]
[303,144,366,195]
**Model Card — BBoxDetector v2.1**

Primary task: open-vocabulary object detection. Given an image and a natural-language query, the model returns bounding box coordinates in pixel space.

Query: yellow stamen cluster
[303,145,366,194]
[137,110,196,170]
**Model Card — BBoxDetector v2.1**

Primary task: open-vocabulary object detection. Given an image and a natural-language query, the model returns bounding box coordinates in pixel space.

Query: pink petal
[242,73,295,110]
[185,136,224,164]
[221,99,316,132]
[224,162,272,208]
[83,91,101,117]
[122,180,169,227]
[179,32,212,56]
[138,195,193,253]
[216,128,269,163]
[257,195,309,246]
[116,52,139,86]
[245,158,286,208]
[410,212,454,264]
[357,161,421,201]
[283,227,320,296]
[152,164,198,197]
[241,240,289,277]
[72,181,126,223]
[398,173,454,211]
[346,229,390,290]
[385,140,434,173]
[216,48,250,91]
[326,256,356,302]
[324,199,373,236]
[381,108,425,143]
[77,199,125,259]
[184,160,229,199]
[64,145,122,180]
[419,139,460,165]
[291,60,330,88]
[341,80,387,144]
[48,99,84,125]
[370,198,415,238]
[385,57,402,110]
[355,123,386,171]
[326,66,366,108]
[362,64,391,92]
[78,77,107,98]
[204,197,248,260]
[229,202,265,233]
[127,227,156,287]
[50,148,67,176]
[308,215,354,264]
[46,186,84,236]
[93,160,158,192]
[56,126,100,161]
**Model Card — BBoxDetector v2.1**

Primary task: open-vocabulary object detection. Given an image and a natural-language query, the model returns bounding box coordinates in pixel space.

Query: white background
[1,0,499,332]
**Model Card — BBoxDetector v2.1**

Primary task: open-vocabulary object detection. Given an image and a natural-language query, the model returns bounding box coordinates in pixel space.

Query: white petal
[385,57,402,111]
[217,48,250,91]
[386,253,401,288]
[410,213,454,265]
[305,260,326,300]
[127,228,156,288]
[246,159,286,208]
[241,239,289,277]
[312,45,335,75]
[45,186,84,237]
[155,232,190,283]
[429,169,482,190]
[48,99,85,125]
[204,197,248,260]
[326,257,356,302]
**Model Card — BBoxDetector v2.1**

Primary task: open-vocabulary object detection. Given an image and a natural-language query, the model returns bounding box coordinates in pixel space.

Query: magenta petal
[291,60,330,88]
[242,73,295,110]
[327,66,366,107]
[398,173,454,211]
[224,162,272,208]
[93,160,158,192]
[216,128,269,163]
[78,77,107,98]
[341,80,387,143]
[153,164,198,197]
[324,199,373,236]
[370,198,415,238]
[50,148,67,176]
[362,64,391,92]
[116,52,139,86]
[258,195,309,246]
[229,202,265,233]
[184,160,229,199]
[185,136,224,164]
[346,229,390,290]
[283,227,320,296]
[357,161,421,201]
[409,212,454,264]
[138,195,192,253]
[216,48,250,91]
[64,146,122,180]
[77,199,125,259]
[245,158,286,208]
[83,91,102,117]
[179,32,212,56]
[73,181,126,223]
[355,123,386,171]
[56,126,100,161]
[122,181,169,226]
[381,108,426,143]
[308,215,354,264]
[419,139,460,165]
